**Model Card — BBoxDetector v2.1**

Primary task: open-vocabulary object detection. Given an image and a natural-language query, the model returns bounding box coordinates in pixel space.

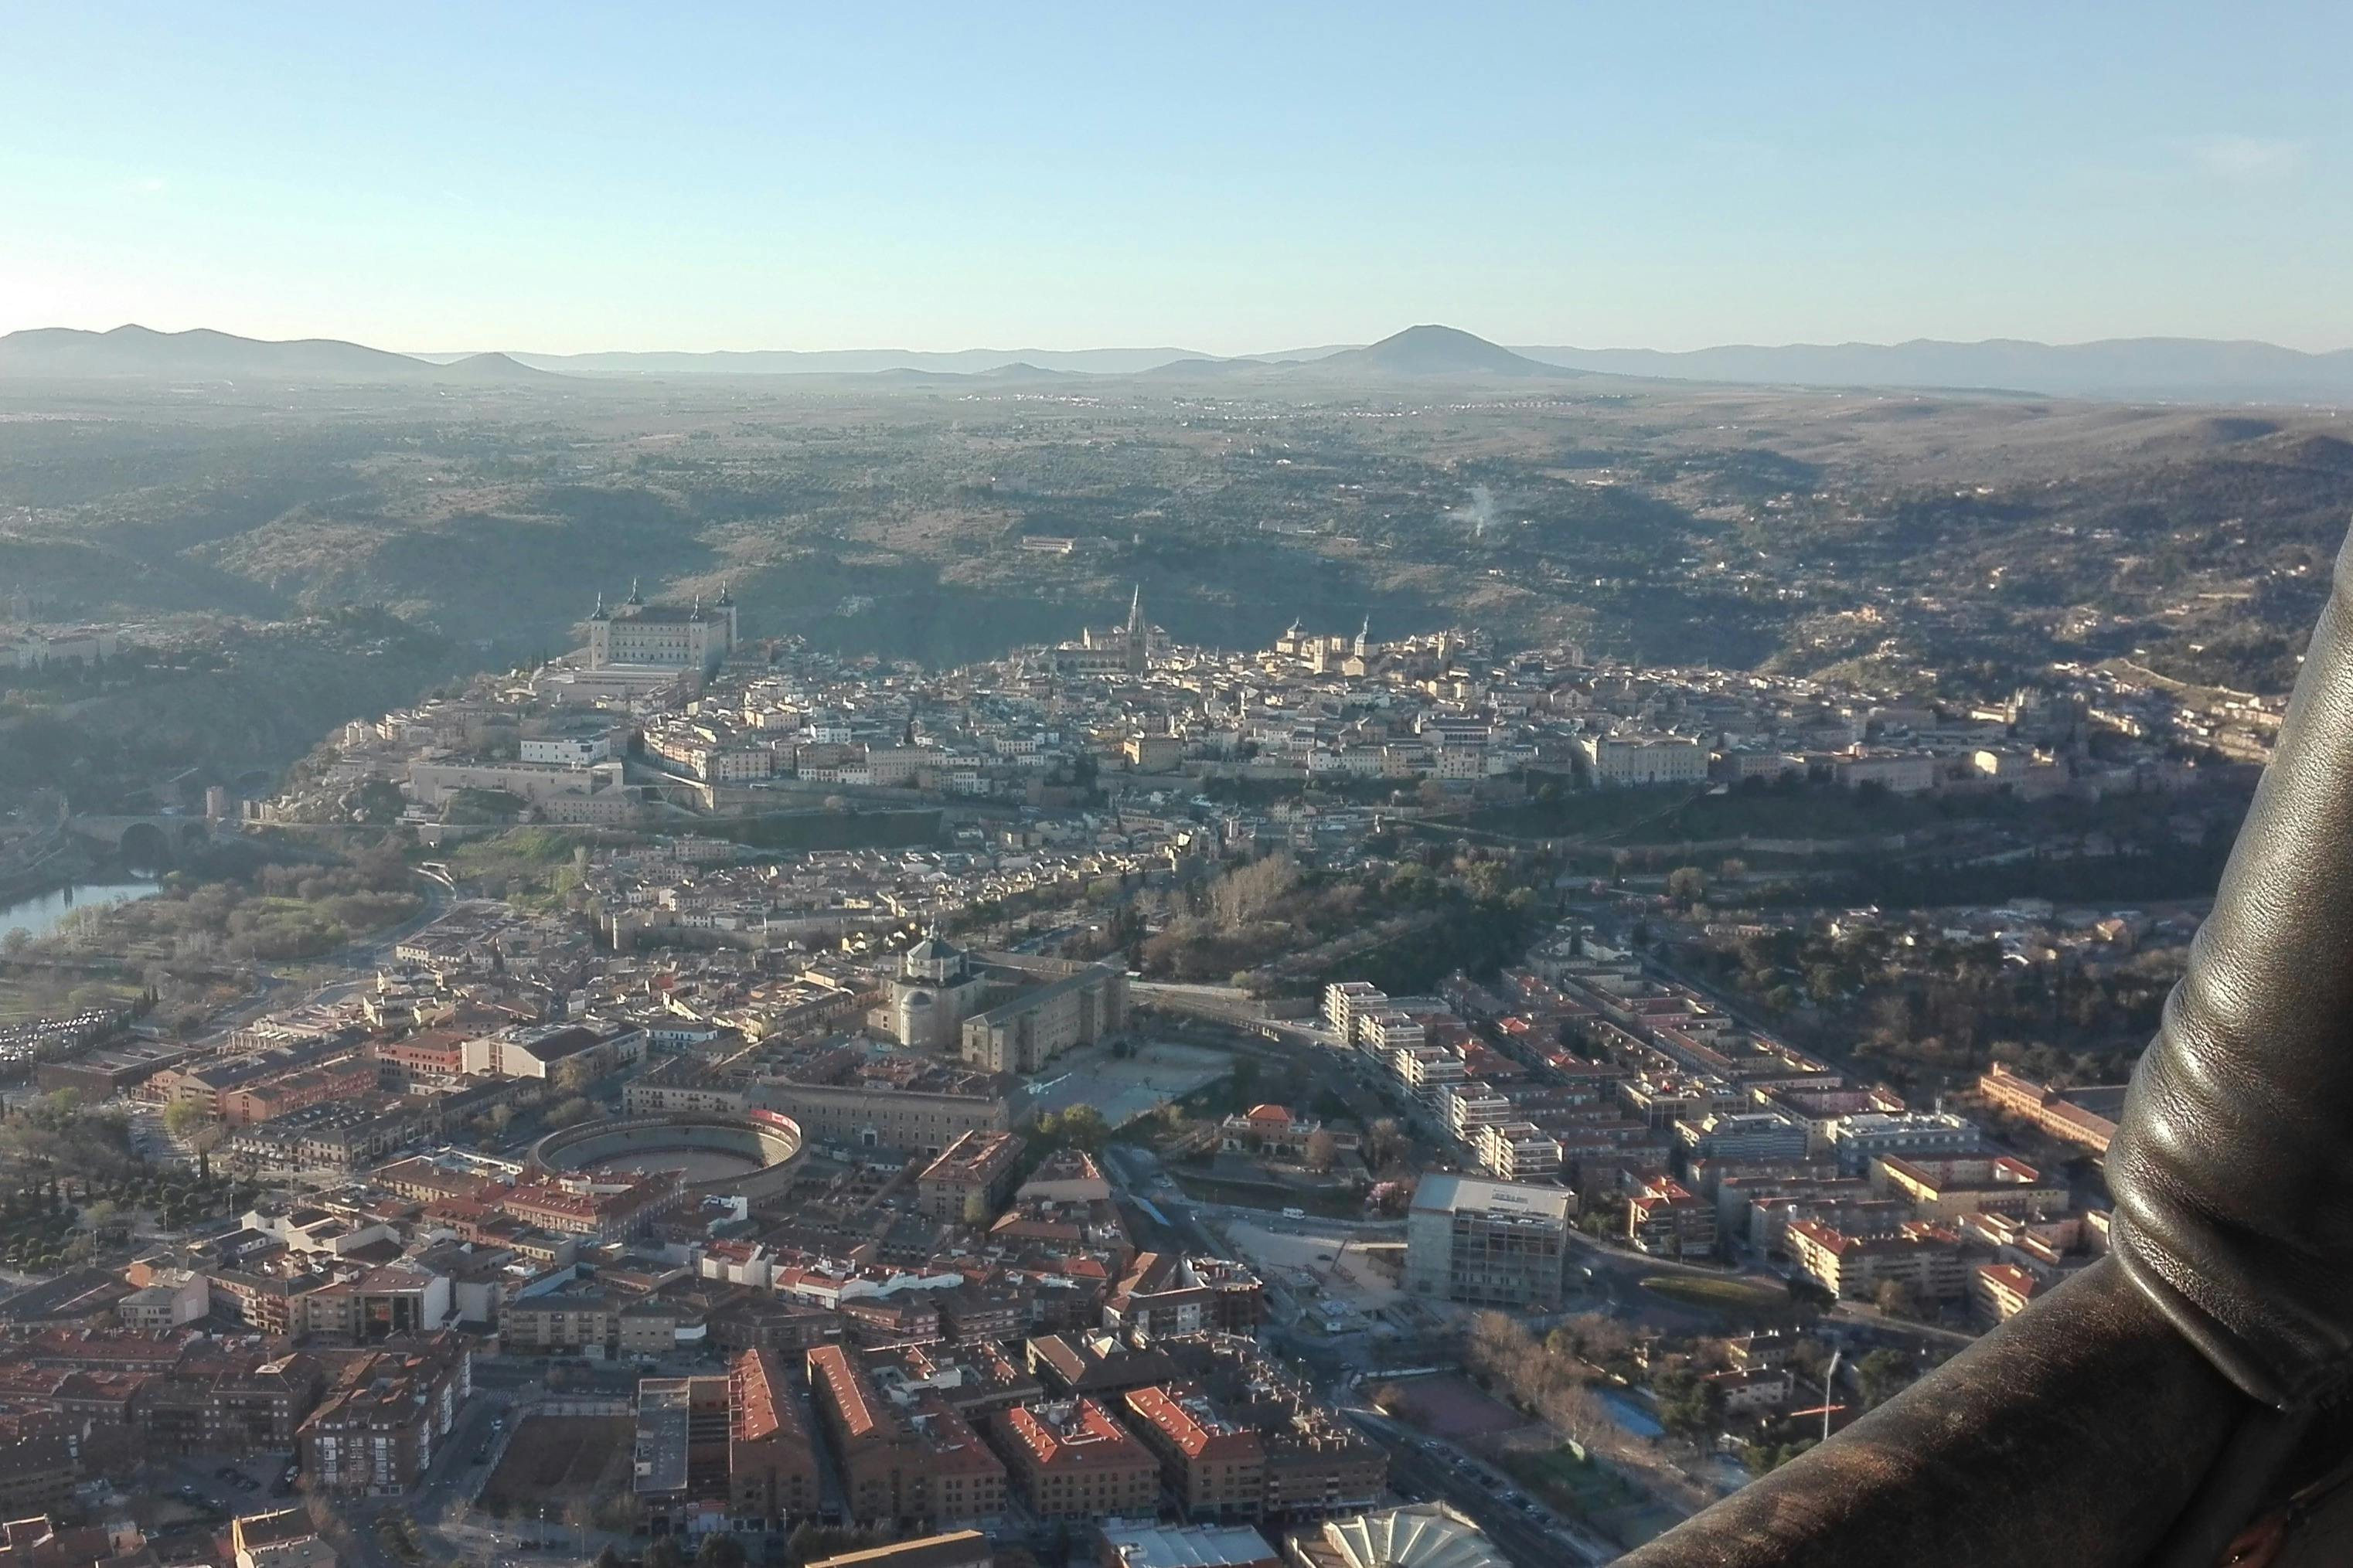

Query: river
[0,879,162,942]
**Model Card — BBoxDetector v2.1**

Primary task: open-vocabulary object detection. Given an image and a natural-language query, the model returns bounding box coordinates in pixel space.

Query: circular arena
[526,1110,805,1200]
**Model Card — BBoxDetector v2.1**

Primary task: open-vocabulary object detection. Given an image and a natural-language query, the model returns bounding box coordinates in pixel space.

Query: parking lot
[1022,1039,1234,1128]
[158,1451,299,1519]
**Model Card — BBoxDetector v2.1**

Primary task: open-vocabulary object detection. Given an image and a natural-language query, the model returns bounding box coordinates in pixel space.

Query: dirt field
[1224,1219,1401,1316]
[1381,1372,1532,1440]
[478,1414,635,1512]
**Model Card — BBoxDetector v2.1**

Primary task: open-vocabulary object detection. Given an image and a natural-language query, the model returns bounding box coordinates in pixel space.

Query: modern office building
[1402,1175,1574,1309]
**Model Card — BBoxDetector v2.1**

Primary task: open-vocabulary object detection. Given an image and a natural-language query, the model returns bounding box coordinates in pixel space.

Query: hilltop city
[0,556,2270,1568]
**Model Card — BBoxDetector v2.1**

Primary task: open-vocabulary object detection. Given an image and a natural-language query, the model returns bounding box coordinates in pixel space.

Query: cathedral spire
[1124,583,1149,677]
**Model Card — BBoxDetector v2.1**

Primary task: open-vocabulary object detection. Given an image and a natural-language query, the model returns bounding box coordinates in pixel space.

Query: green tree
[1652,1366,1723,1440]
[163,1100,209,1141]
[696,1536,747,1568]
[1036,1103,1110,1155]
[349,778,406,823]
[1855,1347,1915,1409]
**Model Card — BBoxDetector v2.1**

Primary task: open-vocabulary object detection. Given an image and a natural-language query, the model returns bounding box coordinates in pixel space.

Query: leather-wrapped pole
[1615,1259,2242,1568]
[2109,522,2353,1410]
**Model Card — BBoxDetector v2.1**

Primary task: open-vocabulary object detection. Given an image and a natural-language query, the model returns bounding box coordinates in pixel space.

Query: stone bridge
[68,815,213,868]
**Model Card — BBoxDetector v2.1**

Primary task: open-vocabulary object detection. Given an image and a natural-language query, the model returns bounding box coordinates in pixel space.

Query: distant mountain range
[1510,337,2353,403]
[0,325,560,384]
[6,321,2351,403]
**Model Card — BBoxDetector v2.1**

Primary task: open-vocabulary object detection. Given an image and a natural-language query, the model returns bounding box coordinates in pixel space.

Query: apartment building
[1122,1379,1384,1522]
[1626,1177,1718,1260]
[502,1284,615,1355]
[989,1397,1160,1519]
[806,1536,994,1568]
[1786,1219,1970,1302]
[635,1374,734,1529]
[641,1344,860,1529]
[1473,1121,1563,1183]
[461,1019,647,1082]
[918,1130,1028,1223]
[1970,1263,2045,1327]
[1105,1254,1265,1337]
[1320,983,1385,1047]
[1123,1383,1266,1519]
[1827,1111,1983,1175]
[296,1336,471,1495]
[1973,1064,2126,1155]
[220,1055,379,1127]
[1869,1155,2069,1222]
[1258,1410,1385,1520]
[806,1344,1006,1530]
[1026,1332,1182,1400]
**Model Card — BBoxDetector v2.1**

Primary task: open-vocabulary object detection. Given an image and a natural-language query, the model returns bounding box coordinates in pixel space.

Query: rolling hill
[0,326,582,385]
[1306,325,1572,379]
[434,350,563,382]
[0,324,438,382]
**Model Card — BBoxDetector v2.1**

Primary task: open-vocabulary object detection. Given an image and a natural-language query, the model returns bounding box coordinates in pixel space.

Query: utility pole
[1822,1349,1843,1447]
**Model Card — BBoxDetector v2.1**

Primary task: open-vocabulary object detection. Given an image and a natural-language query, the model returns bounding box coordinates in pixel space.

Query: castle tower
[587,590,611,668]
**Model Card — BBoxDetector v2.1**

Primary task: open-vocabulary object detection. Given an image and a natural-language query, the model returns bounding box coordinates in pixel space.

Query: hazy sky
[3,4,2347,355]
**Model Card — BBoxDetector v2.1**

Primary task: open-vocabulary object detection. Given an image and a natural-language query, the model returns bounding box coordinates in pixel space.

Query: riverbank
[0,832,100,911]
[0,880,165,945]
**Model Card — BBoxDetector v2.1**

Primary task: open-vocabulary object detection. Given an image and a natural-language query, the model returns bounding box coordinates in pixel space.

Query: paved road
[190,875,450,1046]
[1354,1408,1619,1566]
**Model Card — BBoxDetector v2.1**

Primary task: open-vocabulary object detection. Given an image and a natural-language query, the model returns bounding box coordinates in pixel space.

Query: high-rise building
[1403,1175,1574,1309]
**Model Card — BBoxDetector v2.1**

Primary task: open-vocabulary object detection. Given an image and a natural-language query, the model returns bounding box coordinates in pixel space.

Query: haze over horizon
[3,5,2347,356]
